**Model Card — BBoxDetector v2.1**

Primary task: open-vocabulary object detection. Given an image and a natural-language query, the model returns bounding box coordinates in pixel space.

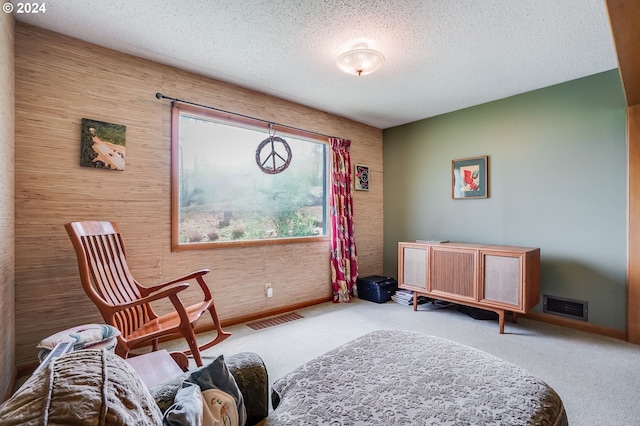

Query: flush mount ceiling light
[337,44,385,76]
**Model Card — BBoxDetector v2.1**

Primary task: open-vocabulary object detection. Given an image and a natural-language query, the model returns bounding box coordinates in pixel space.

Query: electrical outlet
[265,283,273,297]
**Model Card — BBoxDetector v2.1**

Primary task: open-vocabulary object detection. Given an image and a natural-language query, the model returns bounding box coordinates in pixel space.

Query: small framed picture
[354,164,370,191]
[452,156,488,199]
[80,118,126,171]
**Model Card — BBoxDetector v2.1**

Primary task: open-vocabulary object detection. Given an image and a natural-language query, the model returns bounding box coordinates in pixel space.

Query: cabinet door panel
[431,249,475,299]
[482,254,521,307]
[401,246,428,289]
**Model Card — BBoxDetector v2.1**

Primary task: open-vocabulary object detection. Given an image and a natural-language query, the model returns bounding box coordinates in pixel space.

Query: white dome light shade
[337,48,385,76]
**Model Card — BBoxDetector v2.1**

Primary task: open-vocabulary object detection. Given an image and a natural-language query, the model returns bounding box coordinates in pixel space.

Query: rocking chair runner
[64,221,231,367]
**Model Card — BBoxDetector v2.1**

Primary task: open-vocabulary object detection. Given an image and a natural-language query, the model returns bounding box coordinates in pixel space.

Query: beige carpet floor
[168,298,640,425]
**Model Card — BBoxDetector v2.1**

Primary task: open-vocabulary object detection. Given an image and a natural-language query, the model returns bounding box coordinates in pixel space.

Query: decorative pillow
[0,349,162,425]
[201,386,241,426]
[185,355,247,426]
[150,374,187,413]
[38,336,118,362]
[163,382,204,426]
[37,323,120,351]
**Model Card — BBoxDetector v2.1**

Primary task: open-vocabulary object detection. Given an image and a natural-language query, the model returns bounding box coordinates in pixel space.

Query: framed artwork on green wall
[452,156,488,199]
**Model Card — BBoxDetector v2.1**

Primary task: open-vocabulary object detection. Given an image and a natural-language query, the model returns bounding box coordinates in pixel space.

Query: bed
[266,330,568,425]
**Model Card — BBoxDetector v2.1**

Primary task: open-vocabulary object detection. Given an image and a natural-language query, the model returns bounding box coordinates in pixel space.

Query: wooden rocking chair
[65,221,231,366]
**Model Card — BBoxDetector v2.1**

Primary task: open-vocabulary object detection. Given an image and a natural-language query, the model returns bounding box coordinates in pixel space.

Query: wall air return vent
[543,294,588,321]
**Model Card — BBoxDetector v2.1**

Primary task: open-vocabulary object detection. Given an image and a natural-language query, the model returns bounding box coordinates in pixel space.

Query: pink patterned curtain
[329,137,358,303]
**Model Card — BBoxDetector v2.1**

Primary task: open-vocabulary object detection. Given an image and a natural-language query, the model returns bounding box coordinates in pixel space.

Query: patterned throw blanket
[0,350,162,425]
[267,330,568,425]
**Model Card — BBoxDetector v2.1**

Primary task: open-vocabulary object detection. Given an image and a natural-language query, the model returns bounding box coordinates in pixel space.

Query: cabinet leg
[413,293,418,311]
[512,312,518,323]
[498,310,505,334]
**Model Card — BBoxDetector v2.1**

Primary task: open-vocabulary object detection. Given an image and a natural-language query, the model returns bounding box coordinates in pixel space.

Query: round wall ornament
[255,135,292,174]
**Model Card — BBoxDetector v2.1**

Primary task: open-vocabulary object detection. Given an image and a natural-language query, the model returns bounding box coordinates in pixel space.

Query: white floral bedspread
[266,330,568,425]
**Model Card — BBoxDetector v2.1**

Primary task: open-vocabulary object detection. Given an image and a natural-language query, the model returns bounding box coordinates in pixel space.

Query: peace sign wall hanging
[255,126,292,174]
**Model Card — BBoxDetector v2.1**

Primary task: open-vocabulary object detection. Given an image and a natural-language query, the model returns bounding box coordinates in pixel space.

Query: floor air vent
[543,295,588,321]
[247,312,304,330]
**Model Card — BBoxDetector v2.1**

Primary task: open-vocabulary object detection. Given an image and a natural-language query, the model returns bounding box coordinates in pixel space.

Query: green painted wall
[383,69,627,330]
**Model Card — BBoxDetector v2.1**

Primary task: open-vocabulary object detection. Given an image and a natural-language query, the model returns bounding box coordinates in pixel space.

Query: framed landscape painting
[452,156,488,199]
[80,118,126,171]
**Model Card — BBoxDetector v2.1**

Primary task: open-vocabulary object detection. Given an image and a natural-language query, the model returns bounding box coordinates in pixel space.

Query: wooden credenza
[398,242,540,333]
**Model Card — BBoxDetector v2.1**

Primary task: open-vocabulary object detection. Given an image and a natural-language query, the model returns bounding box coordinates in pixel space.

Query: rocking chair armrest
[139,269,210,296]
[192,274,213,300]
[112,283,190,311]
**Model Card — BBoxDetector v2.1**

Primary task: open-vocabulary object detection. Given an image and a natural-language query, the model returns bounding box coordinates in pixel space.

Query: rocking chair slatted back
[67,222,156,337]
[65,220,232,366]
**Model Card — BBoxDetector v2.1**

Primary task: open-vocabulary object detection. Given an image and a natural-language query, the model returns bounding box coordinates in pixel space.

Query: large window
[171,104,328,249]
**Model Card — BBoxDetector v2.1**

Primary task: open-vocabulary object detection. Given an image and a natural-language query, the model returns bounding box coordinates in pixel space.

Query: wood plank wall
[606,0,640,343]
[0,13,16,399]
[14,23,383,367]
[627,105,640,342]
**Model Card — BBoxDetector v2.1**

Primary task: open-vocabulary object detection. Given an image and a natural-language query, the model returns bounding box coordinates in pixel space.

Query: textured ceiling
[15,0,618,129]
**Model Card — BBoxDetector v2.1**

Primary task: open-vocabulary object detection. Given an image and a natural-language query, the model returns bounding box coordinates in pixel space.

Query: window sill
[172,235,330,251]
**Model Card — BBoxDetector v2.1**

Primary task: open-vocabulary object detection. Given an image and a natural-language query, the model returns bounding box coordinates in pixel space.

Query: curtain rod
[155,92,341,141]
